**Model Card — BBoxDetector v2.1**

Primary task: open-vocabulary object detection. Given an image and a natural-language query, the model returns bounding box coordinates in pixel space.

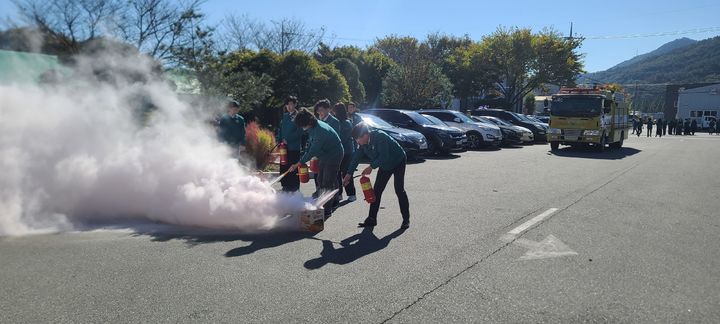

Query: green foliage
[523,93,536,115]
[272,50,350,105]
[381,62,452,109]
[470,27,584,110]
[332,58,366,103]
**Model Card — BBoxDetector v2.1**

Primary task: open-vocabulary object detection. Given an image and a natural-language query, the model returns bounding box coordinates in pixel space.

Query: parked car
[473,116,535,144]
[419,109,502,149]
[364,108,467,155]
[421,114,470,148]
[532,115,550,123]
[525,115,549,128]
[357,113,428,159]
[471,109,547,142]
[471,116,524,145]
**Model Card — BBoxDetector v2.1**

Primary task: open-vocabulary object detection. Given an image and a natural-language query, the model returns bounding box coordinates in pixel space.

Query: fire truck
[547,86,630,152]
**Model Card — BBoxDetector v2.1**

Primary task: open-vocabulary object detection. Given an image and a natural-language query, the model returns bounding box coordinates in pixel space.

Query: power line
[581,26,720,40]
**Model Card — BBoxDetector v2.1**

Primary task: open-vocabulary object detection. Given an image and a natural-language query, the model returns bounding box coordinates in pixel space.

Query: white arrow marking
[514,235,578,260]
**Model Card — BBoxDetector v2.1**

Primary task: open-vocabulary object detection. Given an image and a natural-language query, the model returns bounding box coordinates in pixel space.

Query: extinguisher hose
[268,169,292,186]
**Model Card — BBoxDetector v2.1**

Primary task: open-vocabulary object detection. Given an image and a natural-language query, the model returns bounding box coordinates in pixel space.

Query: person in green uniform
[343,122,410,229]
[315,99,341,134]
[217,100,246,154]
[333,102,357,202]
[289,108,344,217]
[277,96,303,192]
[347,101,363,126]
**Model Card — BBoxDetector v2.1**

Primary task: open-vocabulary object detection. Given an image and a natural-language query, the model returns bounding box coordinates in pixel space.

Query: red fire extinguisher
[308,158,319,173]
[360,176,376,203]
[298,163,309,183]
[278,142,287,165]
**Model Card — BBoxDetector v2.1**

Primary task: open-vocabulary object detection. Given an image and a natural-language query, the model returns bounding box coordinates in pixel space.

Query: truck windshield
[551,97,602,117]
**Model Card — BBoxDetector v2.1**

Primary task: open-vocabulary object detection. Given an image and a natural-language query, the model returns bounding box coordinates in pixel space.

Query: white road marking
[507,208,559,236]
[515,235,578,260]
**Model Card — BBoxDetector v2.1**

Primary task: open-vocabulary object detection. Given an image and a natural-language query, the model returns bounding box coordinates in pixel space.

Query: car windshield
[406,112,435,126]
[358,113,393,129]
[513,112,533,122]
[487,117,512,127]
[551,96,603,117]
[421,114,446,126]
[453,112,476,123]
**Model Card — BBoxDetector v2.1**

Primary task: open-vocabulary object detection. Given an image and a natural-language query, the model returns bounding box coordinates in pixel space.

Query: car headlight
[547,128,562,134]
[391,133,407,141]
[583,130,601,136]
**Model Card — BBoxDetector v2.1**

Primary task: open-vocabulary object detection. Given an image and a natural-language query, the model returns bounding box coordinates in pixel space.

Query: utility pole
[280,21,285,55]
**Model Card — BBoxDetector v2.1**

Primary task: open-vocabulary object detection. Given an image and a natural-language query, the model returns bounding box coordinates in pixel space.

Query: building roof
[0,50,70,85]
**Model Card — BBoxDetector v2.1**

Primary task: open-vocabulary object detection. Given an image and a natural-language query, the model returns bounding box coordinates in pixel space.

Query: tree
[332,58,365,103]
[220,15,326,54]
[381,62,452,109]
[374,35,453,108]
[315,43,394,106]
[471,27,584,111]
[272,50,349,106]
[523,93,535,115]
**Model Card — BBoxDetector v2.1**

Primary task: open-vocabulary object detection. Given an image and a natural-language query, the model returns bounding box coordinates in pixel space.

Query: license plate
[456,140,463,145]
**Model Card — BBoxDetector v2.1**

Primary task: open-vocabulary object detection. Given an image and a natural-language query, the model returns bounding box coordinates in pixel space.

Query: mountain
[610,37,697,70]
[584,36,720,85]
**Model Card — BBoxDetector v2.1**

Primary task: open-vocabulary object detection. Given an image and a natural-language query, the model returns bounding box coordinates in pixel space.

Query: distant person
[333,102,357,202]
[217,100,246,154]
[691,119,698,135]
[709,119,717,135]
[661,119,667,136]
[277,96,303,192]
[288,108,344,217]
[656,118,663,137]
[631,119,638,135]
[347,102,364,126]
[646,118,653,137]
[668,119,675,135]
[636,121,642,137]
[343,122,410,229]
[684,119,691,135]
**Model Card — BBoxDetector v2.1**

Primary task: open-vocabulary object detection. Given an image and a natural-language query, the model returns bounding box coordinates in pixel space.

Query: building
[676,83,720,128]
[0,49,67,85]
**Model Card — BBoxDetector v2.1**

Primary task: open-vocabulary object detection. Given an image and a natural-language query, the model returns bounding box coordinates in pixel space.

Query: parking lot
[2,134,720,323]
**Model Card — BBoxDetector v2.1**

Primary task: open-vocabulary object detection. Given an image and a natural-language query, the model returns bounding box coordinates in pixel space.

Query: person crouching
[289,108,344,217]
[343,122,410,229]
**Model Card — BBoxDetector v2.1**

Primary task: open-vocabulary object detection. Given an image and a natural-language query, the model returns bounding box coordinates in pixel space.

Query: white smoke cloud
[0,50,306,237]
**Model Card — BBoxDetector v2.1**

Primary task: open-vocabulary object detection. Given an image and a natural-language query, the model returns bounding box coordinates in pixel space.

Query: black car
[356,113,429,159]
[471,116,524,146]
[471,109,547,142]
[364,108,467,155]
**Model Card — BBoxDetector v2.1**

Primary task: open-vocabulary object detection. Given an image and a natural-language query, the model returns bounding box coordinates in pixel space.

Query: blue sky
[2,0,719,72]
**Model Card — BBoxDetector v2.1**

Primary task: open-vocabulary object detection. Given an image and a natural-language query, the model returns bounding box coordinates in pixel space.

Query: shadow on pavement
[549,146,642,160]
[422,153,462,160]
[224,232,315,257]
[303,227,407,270]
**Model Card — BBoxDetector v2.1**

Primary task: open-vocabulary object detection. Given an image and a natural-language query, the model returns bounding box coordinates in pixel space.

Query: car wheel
[610,132,624,149]
[468,132,483,149]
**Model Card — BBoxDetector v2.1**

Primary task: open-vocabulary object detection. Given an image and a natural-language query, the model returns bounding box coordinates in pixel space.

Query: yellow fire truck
[547,87,630,152]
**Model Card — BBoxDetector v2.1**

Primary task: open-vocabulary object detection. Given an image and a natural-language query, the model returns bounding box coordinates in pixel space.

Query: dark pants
[367,159,410,222]
[279,150,301,192]
[317,157,342,215]
[647,127,652,137]
[338,154,356,197]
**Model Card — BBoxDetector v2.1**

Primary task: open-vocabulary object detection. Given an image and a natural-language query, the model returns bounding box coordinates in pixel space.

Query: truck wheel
[610,132,624,149]
[596,134,606,152]
[550,141,559,151]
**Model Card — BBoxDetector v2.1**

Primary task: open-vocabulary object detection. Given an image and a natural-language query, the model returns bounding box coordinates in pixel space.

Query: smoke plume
[0,48,304,237]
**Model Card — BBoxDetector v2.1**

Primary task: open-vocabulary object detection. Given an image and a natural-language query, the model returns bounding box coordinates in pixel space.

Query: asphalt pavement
[2,133,720,323]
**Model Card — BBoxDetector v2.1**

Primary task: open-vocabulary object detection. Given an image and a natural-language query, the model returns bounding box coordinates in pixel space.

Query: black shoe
[358,220,377,227]
[401,220,410,229]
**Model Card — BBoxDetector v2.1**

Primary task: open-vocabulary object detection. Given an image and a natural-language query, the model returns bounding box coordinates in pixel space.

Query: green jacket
[348,130,406,173]
[217,114,246,146]
[300,120,344,164]
[338,119,354,156]
[277,112,303,151]
[322,114,341,135]
[349,113,363,126]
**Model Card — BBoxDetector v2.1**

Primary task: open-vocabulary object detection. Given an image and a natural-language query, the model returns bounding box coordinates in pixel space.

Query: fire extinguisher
[278,142,287,165]
[359,175,376,203]
[298,163,309,183]
[308,158,319,173]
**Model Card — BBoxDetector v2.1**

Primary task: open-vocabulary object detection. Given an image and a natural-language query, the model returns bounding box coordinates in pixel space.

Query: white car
[421,110,502,148]
[479,115,535,143]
